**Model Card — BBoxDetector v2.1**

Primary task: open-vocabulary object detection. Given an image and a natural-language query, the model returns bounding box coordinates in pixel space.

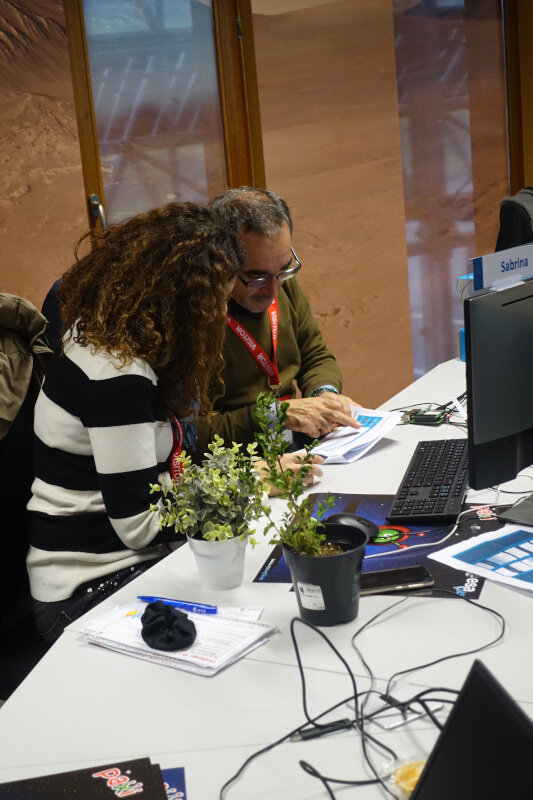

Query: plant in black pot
[254,392,375,625]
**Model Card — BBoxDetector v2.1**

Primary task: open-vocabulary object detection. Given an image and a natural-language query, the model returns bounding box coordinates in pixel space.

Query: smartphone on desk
[360,565,434,595]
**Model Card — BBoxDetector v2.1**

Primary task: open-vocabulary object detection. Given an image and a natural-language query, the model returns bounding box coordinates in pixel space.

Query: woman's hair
[59,202,244,417]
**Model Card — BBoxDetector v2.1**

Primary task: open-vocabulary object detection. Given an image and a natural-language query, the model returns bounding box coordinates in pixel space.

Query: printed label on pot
[296,582,325,610]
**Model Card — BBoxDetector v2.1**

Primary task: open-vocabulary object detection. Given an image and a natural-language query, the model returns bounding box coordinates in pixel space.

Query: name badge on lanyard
[226,300,284,395]
[170,414,183,483]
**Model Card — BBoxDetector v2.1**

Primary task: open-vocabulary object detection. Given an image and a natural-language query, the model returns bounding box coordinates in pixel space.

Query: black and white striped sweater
[27,336,179,602]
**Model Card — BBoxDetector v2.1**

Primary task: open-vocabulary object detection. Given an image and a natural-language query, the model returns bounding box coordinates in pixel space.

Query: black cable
[221,589,506,798]
[386,394,467,420]
[219,694,359,799]
[385,392,468,430]
[299,760,380,789]
[219,726,294,799]
[289,617,390,795]
[447,420,467,430]
[352,594,410,639]
[363,689,458,725]
[347,590,505,796]
[289,616,398,797]
[436,391,467,412]
[289,618,403,796]
[299,761,336,800]
[220,618,368,798]
[387,402,436,413]
[349,609,403,798]
[355,716,398,761]
[382,590,505,697]
[353,684,456,788]
[356,724,397,797]
[290,616,360,728]
[417,698,443,730]
[348,589,504,698]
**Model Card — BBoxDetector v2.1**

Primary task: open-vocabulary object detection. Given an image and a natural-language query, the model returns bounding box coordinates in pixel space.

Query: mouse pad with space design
[254,493,509,598]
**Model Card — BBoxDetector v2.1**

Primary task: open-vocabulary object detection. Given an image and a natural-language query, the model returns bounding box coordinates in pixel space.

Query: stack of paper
[81,602,276,676]
[313,407,402,464]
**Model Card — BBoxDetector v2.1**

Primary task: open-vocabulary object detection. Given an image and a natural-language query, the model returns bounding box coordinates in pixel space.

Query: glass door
[64,0,264,227]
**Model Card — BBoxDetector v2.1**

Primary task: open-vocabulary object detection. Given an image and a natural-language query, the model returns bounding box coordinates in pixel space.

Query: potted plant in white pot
[150,435,269,590]
[254,392,375,625]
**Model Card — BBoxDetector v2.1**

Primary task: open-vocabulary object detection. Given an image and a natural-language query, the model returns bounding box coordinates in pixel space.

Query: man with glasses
[194,186,359,455]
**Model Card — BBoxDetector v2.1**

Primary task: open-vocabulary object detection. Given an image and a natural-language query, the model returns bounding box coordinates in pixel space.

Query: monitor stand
[497,493,533,526]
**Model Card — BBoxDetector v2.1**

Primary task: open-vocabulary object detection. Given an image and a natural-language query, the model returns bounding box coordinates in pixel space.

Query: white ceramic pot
[187,534,248,590]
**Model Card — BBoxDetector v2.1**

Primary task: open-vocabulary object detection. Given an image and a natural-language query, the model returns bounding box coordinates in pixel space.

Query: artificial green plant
[150,434,268,545]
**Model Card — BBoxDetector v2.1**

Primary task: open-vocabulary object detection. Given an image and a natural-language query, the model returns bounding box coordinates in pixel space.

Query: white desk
[1,359,532,798]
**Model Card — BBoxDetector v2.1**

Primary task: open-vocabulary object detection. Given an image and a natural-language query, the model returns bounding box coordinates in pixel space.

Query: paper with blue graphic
[429,524,533,592]
[311,407,401,464]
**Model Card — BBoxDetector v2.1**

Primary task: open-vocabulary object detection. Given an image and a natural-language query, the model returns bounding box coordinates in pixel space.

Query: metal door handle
[89,194,107,229]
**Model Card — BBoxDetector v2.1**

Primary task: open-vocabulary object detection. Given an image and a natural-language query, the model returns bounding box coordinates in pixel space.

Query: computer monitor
[464,278,533,524]
[410,659,532,799]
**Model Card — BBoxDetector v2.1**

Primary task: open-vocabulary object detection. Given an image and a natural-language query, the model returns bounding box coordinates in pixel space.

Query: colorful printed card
[0,758,167,799]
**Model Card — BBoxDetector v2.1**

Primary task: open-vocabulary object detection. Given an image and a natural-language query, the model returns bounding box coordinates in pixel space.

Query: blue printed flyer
[429,524,533,592]
[254,493,510,598]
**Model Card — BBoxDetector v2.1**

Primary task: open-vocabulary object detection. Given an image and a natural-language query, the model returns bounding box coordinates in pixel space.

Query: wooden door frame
[502,0,533,192]
[62,0,106,229]
[212,0,265,187]
[503,0,524,193]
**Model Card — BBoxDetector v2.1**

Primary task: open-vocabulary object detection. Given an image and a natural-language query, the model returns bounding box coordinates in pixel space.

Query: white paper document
[313,407,402,464]
[217,606,263,621]
[429,524,533,593]
[81,602,276,676]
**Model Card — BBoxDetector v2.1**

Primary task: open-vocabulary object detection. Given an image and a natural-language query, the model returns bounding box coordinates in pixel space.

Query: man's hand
[255,454,324,496]
[284,394,361,438]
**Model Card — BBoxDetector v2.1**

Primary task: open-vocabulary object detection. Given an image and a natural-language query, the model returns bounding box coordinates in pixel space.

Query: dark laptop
[410,659,532,799]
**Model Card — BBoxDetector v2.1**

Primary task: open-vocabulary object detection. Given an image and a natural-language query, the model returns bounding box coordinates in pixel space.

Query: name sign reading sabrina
[472,242,533,291]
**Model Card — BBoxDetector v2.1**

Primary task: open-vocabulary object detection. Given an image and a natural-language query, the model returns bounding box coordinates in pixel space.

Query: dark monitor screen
[411,659,533,799]
[464,280,533,522]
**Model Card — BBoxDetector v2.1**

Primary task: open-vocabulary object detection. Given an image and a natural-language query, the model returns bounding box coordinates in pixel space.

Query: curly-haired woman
[27,202,244,643]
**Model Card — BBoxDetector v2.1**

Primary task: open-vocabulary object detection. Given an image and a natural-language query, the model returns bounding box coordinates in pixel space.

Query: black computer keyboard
[387,438,468,523]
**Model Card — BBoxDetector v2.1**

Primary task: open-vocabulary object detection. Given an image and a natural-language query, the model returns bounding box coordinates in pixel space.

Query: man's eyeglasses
[237,248,302,289]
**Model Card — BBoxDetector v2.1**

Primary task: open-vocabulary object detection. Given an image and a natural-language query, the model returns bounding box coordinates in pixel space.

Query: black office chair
[495,187,533,251]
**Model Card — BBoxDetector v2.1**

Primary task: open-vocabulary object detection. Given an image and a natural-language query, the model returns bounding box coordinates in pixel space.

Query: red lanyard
[170,414,183,483]
[226,300,282,391]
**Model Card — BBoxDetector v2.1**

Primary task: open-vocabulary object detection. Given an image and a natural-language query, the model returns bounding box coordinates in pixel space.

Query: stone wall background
[0,1,86,306]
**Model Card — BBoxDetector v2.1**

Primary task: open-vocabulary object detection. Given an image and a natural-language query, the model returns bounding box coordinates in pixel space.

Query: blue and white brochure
[429,524,533,593]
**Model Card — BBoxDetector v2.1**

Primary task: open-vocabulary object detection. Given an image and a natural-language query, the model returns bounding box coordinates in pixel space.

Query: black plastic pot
[282,516,375,626]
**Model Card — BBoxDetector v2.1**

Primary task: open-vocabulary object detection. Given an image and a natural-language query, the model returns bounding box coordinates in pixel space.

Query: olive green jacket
[195,279,342,455]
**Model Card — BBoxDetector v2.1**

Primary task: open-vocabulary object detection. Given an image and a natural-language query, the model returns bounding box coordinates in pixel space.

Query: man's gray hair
[209,186,293,237]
